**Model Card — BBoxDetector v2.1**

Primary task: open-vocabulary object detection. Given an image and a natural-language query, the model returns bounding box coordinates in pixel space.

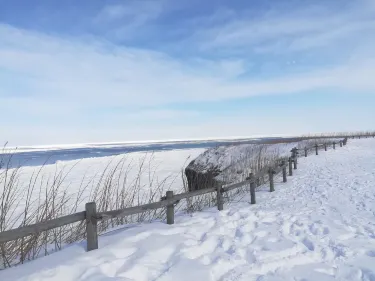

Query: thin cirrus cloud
[1,24,373,109]
[0,0,375,145]
[186,0,375,57]
[92,0,168,41]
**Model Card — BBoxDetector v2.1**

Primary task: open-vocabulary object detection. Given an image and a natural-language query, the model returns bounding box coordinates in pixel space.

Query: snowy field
[2,148,205,219]
[1,139,375,280]
[2,138,338,223]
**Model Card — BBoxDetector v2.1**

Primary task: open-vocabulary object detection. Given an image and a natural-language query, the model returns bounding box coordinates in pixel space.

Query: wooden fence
[0,139,348,253]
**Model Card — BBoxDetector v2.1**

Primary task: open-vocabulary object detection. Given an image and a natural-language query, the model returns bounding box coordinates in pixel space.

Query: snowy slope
[188,138,341,185]
[1,139,375,281]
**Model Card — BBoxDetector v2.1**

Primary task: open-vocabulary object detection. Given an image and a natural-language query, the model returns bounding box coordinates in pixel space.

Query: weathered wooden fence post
[269,168,275,192]
[333,142,336,150]
[217,185,224,211]
[85,202,98,251]
[291,148,297,159]
[304,148,308,157]
[282,161,287,182]
[166,191,174,225]
[315,144,319,155]
[249,173,256,204]
[290,148,298,170]
[288,157,293,176]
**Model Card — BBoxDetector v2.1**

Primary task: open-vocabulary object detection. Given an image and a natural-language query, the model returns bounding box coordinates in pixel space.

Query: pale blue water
[0,137,296,168]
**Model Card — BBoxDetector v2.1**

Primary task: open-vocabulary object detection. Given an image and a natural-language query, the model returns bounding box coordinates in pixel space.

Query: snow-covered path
[2,139,375,281]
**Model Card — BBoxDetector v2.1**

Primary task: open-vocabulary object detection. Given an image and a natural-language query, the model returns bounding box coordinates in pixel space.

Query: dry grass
[296,138,338,152]
[218,143,289,188]
[182,143,292,214]
[301,130,375,139]
[0,151,177,269]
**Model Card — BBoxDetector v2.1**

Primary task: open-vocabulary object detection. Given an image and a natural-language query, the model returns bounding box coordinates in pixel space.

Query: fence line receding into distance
[0,138,353,254]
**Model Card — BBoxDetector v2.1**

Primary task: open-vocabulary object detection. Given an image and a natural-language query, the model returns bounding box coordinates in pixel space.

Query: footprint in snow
[302,238,315,251]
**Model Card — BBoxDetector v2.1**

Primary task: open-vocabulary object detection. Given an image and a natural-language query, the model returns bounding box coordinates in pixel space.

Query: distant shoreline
[3,134,292,154]
[1,136,293,168]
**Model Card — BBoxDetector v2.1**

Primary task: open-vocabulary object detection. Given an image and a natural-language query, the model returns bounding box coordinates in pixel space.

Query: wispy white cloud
[190,0,375,55]
[93,1,165,40]
[96,1,164,23]
[1,23,374,113]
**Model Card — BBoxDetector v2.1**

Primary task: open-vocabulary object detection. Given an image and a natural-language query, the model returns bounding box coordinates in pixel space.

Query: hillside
[185,138,342,191]
[1,139,375,281]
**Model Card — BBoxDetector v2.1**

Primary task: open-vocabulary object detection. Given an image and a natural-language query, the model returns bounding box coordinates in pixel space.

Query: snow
[2,139,375,280]
[3,137,264,154]
[3,148,205,221]
[2,134,322,154]
[190,139,341,184]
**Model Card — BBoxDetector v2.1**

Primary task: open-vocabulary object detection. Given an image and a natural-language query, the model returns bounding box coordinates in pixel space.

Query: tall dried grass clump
[0,151,178,269]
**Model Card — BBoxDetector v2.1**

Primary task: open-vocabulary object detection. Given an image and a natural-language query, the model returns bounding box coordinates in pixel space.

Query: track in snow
[2,139,375,281]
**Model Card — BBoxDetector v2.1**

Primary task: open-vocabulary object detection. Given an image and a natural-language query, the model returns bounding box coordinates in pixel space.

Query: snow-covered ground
[2,135,282,154]
[3,148,205,219]
[187,138,341,187]
[1,139,375,280]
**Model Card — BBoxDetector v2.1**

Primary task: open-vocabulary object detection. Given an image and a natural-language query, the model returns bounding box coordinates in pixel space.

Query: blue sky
[1,0,375,146]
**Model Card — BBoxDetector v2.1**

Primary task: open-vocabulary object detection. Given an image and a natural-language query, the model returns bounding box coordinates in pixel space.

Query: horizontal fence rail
[0,137,350,254]
[0,212,85,244]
